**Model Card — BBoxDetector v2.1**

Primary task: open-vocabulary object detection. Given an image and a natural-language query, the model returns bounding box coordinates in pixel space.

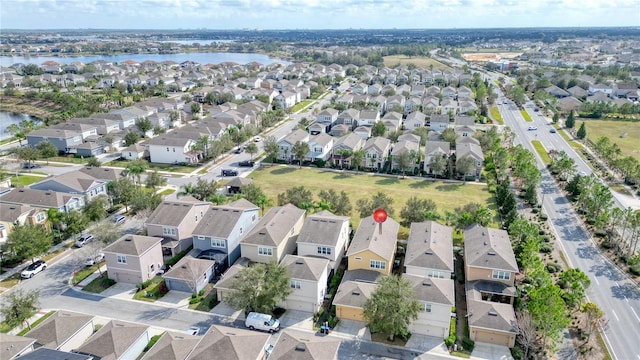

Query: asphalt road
[495,85,640,360]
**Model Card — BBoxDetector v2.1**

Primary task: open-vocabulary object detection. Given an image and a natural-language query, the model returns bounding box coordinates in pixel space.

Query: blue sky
[1,0,639,30]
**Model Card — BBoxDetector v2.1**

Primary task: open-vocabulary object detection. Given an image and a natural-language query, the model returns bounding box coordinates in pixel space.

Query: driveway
[155,290,191,308]
[100,282,137,299]
[332,319,371,340]
[405,334,449,355]
[471,341,513,360]
[278,310,314,330]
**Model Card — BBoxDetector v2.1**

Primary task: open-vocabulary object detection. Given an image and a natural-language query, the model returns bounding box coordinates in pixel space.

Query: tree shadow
[610,282,640,301]
[435,183,462,192]
[588,263,624,282]
[332,172,353,180]
[408,180,436,189]
[271,167,296,175]
[375,177,400,185]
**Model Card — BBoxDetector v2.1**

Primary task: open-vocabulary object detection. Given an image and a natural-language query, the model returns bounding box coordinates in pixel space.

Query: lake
[0,52,290,67]
[0,112,41,141]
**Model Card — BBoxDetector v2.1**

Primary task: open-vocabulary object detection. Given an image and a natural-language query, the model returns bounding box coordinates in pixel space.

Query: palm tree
[208,193,228,205]
[177,183,197,198]
[124,160,147,185]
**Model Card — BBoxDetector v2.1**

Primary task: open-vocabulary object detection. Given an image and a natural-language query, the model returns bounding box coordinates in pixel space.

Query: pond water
[0,112,40,141]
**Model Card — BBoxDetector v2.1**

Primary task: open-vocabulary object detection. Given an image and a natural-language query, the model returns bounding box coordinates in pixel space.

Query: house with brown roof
[240,204,306,263]
[185,324,269,360]
[145,197,211,257]
[332,269,381,322]
[296,210,350,271]
[464,225,519,347]
[346,215,399,275]
[0,188,85,213]
[74,320,149,360]
[103,234,163,284]
[405,221,454,278]
[140,331,201,360]
[279,255,330,313]
[268,329,340,360]
[0,204,47,243]
[24,311,95,352]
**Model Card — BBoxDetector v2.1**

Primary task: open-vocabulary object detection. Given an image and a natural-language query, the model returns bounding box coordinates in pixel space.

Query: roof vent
[124,238,132,242]
[295,345,306,352]
[181,265,187,269]
[352,291,361,296]
[295,260,304,265]
[425,251,433,255]
[226,332,236,336]
[488,251,496,256]
[488,311,498,316]
[422,281,431,286]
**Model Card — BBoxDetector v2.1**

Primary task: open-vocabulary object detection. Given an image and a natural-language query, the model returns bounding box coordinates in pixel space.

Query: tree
[558,268,591,310]
[576,121,587,140]
[226,262,292,314]
[516,310,536,360]
[130,188,162,214]
[136,117,153,136]
[565,110,575,129]
[399,196,438,227]
[292,141,309,167]
[356,191,395,218]
[428,153,447,178]
[456,156,477,180]
[372,121,387,137]
[86,157,101,167]
[5,123,27,145]
[277,185,313,208]
[82,195,109,222]
[549,151,576,180]
[123,131,140,146]
[552,112,560,124]
[394,150,417,178]
[263,136,279,164]
[472,208,493,227]
[351,149,365,173]
[245,142,259,160]
[35,140,58,164]
[363,274,422,341]
[145,171,167,190]
[61,210,88,240]
[191,178,220,201]
[0,289,40,331]
[14,146,39,168]
[527,284,569,351]
[581,302,604,341]
[441,128,458,146]
[91,219,124,246]
[4,224,53,263]
[123,159,147,185]
[318,189,352,216]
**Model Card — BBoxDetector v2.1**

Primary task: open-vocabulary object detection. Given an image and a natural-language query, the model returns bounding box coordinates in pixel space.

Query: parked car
[22,162,41,169]
[185,326,201,335]
[113,215,126,224]
[550,128,557,133]
[221,168,238,177]
[254,136,262,142]
[85,253,105,266]
[245,312,280,333]
[21,260,47,279]
[238,160,255,167]
[75,234,94,248]
[235,147,244,154]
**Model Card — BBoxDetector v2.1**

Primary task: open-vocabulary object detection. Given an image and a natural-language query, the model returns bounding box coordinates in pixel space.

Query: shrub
[531,208,539,214]
[538,229,546,236]
[540,244,553,253]
[629,264,640,276]
[462,337,475,351]
[189,297,200,305]
[445,335,456,347]
[539,214,548,221]
[191,293,197,299]
[511,346,524,360]
[594,229,607,238]
[547,263,562,273]
[600,241,614,249]
[198,289,205,297]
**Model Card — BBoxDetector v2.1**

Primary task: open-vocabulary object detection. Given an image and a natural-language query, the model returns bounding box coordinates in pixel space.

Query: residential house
[458,86,473,99]
[275,91,297,109]
[140,331,201,360]
[29,170,108,202]
[352,83,368,95]
[296,210,350,271]
[147,136,200,164]
[185,325,270,360]
[336,109,360,129]
[192,199,260,271]
[441,98,458,115]
[308,122,327,135]
[268,330,340,360]
[277,129,309,162]
[145,197,211,257]
[405,111,426,129]
[121,143,149,160]
[402,275,455,338]
[404,221,454,278]
[50,123,98,140]
[0,334,36,359]
[240,204,306,263]
[614,82,638,98]
[74,320,149,360]
[67,117,120,136]
[0,188,84,213]
[464,225,519,347]
[567,86,588,99]
[0,204,47,243]
[422,96,440,114]
[363,136,391,170]
[307,133,334,162]
[353,126,372,140]
[588,83,612,96]
[456,139,484,179]
[213,257,249,302]
[225,177,253,195]
[280,255,330,313]
[328,123,350,137]
[544,85,571,98]
[429,114,450,132]
[390,140,420,172]
[103,234,163,284]
[442,86,456,98]
[558,96,583,112]
[424,140,451,176]
[331,133,364,168]
[358,110,380,127]
[163,256,215,294]
[24,311,94,352]
[346,215,399,275]
[333,269,380,321]
[26,128,83,153]
[14,348,93,360]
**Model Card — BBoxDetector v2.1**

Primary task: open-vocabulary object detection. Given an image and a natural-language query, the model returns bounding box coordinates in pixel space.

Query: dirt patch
[461,52,523,62]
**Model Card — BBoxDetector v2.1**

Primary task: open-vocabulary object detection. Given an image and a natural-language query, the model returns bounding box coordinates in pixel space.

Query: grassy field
[382,55,452,71]
[531,140,552,164]
[290,100,313,113]
[8,174,43,187]
[583,119,640,162]
[520,110,533,122]
[489,106,503,125]
[250,166,497,231]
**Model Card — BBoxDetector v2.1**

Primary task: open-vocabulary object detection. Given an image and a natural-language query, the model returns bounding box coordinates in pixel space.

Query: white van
[245,312,280,333]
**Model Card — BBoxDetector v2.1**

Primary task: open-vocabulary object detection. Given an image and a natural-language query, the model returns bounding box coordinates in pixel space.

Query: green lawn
[250,167,498,232]
[531,140,552,164]
[583,119,640,162]
[290,100,313,113]
[17,311,55,336]
[72,265,103,285]
[8,174,43,187]
[489,106,503,125]
[158,188,175,196]
[107,159,197,174]
[520,110,533,122]
[382,55,452,71]
[48,156,92,164]
[82,273,116,293]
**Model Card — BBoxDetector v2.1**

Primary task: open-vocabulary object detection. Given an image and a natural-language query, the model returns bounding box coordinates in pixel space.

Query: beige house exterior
[103,234,163,284]
[404,221,454,278]
[213,258,250,302]
[279,255,330,313]
[346,215,399,275]
[296,210,350,271]
[403,275,454,338]
[240,204,305,263]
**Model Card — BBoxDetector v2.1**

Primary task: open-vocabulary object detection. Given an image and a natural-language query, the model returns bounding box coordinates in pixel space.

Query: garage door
[286,300,315,313]
[474,330,510,347]
[113,271,139,284]
[411,323,447,338]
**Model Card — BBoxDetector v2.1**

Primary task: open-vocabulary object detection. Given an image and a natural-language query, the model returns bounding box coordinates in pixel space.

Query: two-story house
[306,133,334,162]
[147,136,200,164]
[0,188,84,213]
[145,197,211,257]
[336,109,360,130]
[405,221,454,278]
[404,111,426,129]
[363,136,391,170]
[424,140,451,177]
[280,255,330,313]
[29,170,108,202]
[402,275,454,338]
[429,114,450,133]
[26,128,83,153]
[296,210,350,271]
[240,204,306,263]
[464,225,519,347]
[346,215,399,275]
[103,234,164,284]
[316,108,339,125]
[277,129,309,162]
[0,204,47,244]
[331,133,365,168]
[24,311,95,353]
[192,199,259,272]
[455,140,484,179]
[390,140,420,172]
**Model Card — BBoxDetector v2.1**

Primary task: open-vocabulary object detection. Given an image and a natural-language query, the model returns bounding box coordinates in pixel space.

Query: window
[36,213,45,222]
[163,227,177,236]
[492,270,510,280]
[258,247,273,256]
[424,303,432,313]
[370,260,386,270]
[117,255,127,264]
[167,147,170,152]
[290,280,301,289]
[239,227,243,235]
[173,148,175,152]
[150,264,155,271]
[354,256,362,261]
[317,246,332,255]
[195,235,205,241]
[427,270,446,279]
[211,239,225,248]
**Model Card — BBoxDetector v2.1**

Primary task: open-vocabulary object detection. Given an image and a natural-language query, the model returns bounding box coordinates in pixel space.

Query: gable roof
[24,310,93,350]
[296,210,350,247]
[363,136,391,153]
[103,234,162,256]
[213,258,250,291]
[141,331,201,360]
[466,283,518,334]
[192,199,258,238]
[280,129,309,146]
[146,197,210,227]
[268,330,340,360]
[163,256,215,282]
[405,221,454,272]
[456,141,484,161]
[426,140,451,155]
[78,167,123,182]
[281,255,329,281]
[75,320,148,360]
[240,204,305,247]
[0,188,82,209]
[0,334,37,360]
[332,279,377,309]
[346,215,399,260]
[186,325,269,360]
[464,224,518,272]
[31,171,104,193]
[402,274,454,306]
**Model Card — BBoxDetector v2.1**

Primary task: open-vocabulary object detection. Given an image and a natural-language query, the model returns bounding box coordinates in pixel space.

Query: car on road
[85,253,105,266]
[254,136,261,142]
[75,234,94,248]
[22,162,41,169]
[549,128,557,133]
[221,168,238,176]
[113,215,126,224]
[235,147,244,154]
[534,108,539,112]
[527,126,538,131]
[238,160,255,167]
[21,260,47,279]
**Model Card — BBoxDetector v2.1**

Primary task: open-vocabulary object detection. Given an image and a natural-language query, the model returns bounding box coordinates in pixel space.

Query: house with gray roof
[279,255,330,313]
[306,132,334,162]
[74,320,149,360]
[390,140,420,172]
[145,197,211,257]
[296,210,350,270]
[277,129,309,162]
[0,188,84,213]
[185,324,269,360]
[455,139,484,179]
[544,85,571,98]
[24,311,95,352]
[26,128,83,153]
[30,170,108,202]
[346,215,399,276]
[0,334,36,359]
[464,225,518,285]
[240,204,306,263]
[336,108,360,129]
[15,348,93,360]
[103,234,163,284]
[147,135,200,164]
[404,111,426,129]
[268,329,340,360]
[316,108,339,125]
[429,114,450,132]
[163,256,215,293]
[0,204,47,242]
[362,136,391,170]
[192,199,259,272]
[78,166,123,182]
[213,257,250,302]
[358,109,380,127]
[332,270,380,322]
[140,331,201,360]
[402,275,454,338]
[331,133,364,168]
[405,221,454,278]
